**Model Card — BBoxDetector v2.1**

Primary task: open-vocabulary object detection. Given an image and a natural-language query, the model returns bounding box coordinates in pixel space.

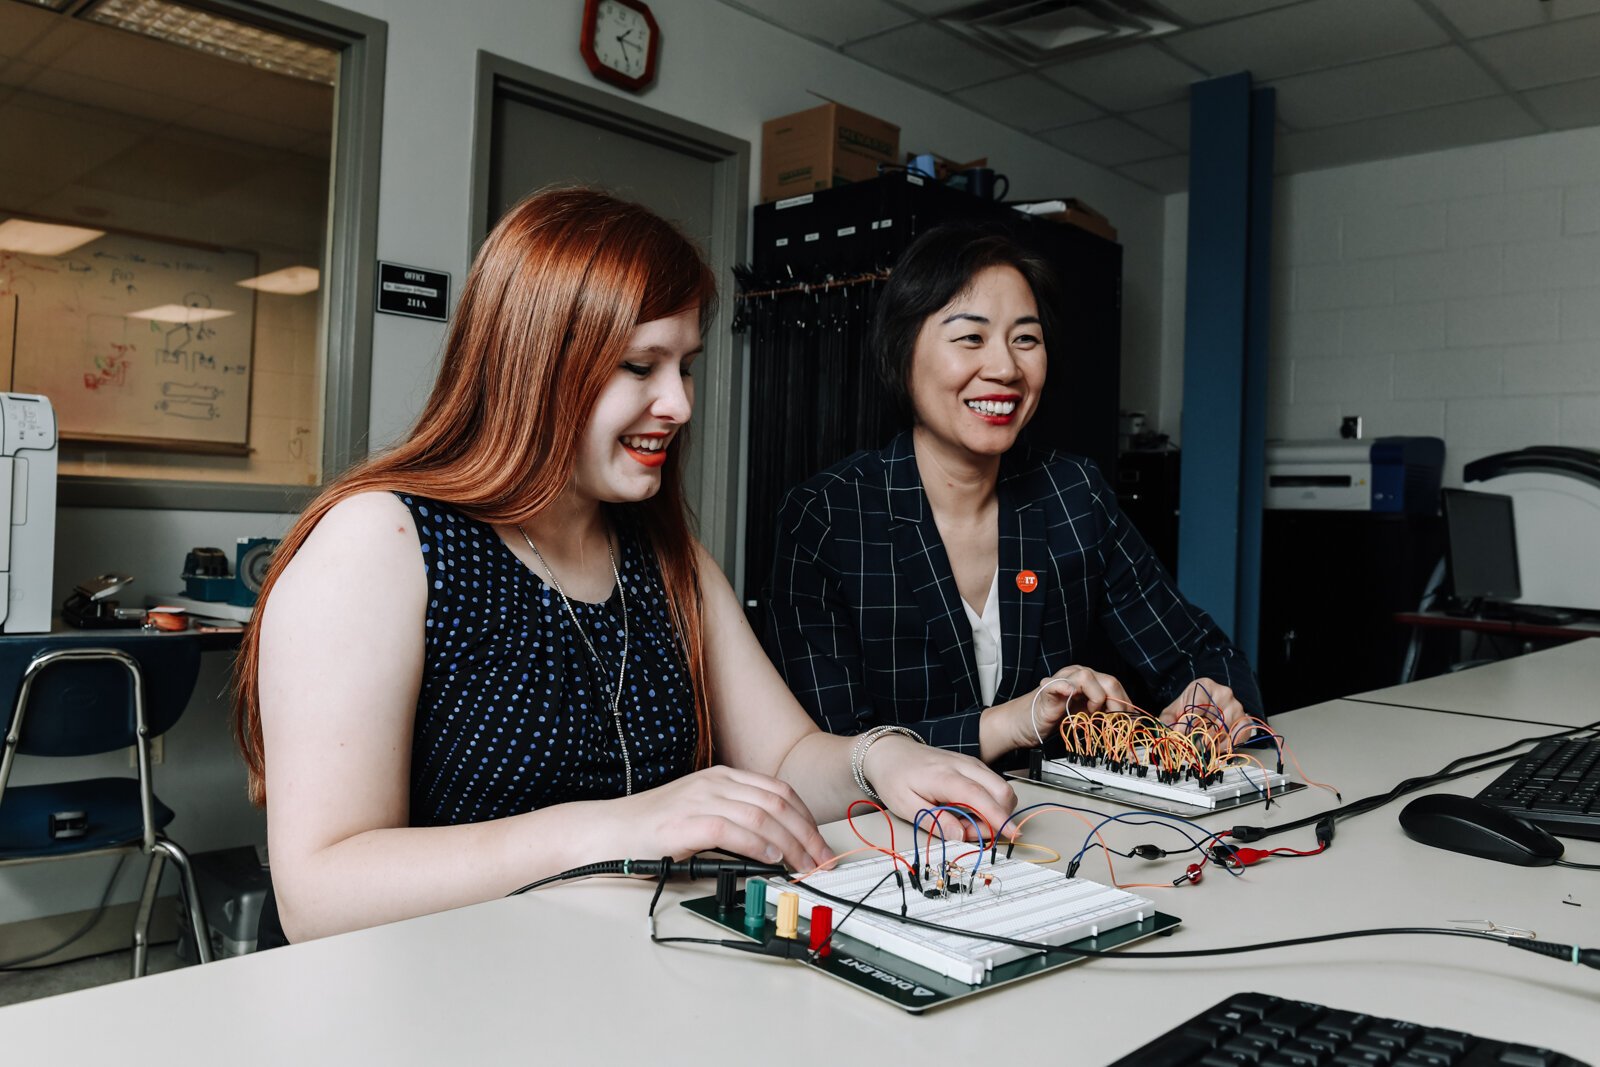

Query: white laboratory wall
[1161,123,1600,480]
[5,0,1167,928]
[355,0,1169,449]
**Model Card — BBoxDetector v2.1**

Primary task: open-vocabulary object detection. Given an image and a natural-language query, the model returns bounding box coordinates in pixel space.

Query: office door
[488,101,715,251]
[473,58,749,579]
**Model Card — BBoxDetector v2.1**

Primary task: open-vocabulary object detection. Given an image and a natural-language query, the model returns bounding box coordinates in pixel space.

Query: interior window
[0,0,336,488]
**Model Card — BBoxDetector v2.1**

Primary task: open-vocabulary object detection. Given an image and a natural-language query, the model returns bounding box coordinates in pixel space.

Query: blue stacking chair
[0,633,213,976]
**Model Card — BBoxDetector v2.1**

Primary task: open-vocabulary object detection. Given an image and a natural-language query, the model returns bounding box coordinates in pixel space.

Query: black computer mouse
[1398,793,1565,866]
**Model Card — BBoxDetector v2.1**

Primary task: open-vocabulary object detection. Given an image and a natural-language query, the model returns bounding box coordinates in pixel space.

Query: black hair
[871,222,1060,426]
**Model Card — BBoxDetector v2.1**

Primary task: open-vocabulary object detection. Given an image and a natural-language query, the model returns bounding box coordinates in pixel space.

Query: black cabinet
[1257,510,1443,713]
[1117,448,1181,574]
[742,175,1123,608]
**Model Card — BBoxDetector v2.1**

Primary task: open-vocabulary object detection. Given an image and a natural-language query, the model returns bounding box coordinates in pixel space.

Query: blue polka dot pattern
[400,495,697,826]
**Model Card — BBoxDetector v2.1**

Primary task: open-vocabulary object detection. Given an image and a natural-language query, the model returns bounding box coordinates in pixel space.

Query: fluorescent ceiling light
[0,218,106,255]
[82,0,338,85]
[128,304,236,323]
[944,0,1180,61]
[236,265,319,295]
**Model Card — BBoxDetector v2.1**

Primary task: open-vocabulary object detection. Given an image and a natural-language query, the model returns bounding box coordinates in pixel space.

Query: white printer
[0,393,57,633]
[1265,437,1444,512]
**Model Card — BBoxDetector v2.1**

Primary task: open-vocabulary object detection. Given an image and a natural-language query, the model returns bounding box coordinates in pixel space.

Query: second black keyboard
[1110,991,1592,1066]
[1477,738,1600,841]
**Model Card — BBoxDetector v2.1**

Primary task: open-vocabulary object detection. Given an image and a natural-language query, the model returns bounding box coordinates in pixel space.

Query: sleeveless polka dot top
[401,495,698,826]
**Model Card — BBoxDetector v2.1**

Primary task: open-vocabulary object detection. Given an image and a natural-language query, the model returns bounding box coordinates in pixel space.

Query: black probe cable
[507,857,786,897]
[783,878,1600,971]
[1227,717,1600,844]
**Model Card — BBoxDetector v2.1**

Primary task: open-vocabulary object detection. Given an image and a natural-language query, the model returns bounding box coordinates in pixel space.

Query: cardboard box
[1012,197,1119,243]
[761,102,900,203]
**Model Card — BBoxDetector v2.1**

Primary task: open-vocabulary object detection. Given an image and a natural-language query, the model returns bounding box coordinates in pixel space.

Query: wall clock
[580,0,659,93]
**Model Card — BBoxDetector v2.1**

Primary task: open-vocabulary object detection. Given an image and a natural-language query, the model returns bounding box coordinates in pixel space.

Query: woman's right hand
[610,766,835,873]
[979,665,1133,762]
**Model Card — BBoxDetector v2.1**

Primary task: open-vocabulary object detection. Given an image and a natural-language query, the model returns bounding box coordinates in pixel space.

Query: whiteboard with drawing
[0,228,257,451]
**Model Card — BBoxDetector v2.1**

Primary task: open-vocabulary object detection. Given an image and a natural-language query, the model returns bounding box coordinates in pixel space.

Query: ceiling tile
[36,18,258,106]
[1041,117,1173,166]
[886,0,970,14]
[842,22,1018,91]
[1154,0,1304,24]
[292,132,332,160]
[78,133,264,204]
[1269,46,1500,128]
[212,73,334,134]
[953,73,1101,132]
[1523,75,1600,129]
[723,0,913,47]
[1125,101,1191,149]
[0,5,88,66]
[1165,0,1449,80]
[185,107,316,152]
[1430,0,1600,38]
[1275,96,1540,174]
[0,57,43,91]
[1040,43,1203,111]
[1118,154,1190,193]
[1472,14,1600,90]
[0,162,67,211]
[0,98,147,187]
[24,65,196,124]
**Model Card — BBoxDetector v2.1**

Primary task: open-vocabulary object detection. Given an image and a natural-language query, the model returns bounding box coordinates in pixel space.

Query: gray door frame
[58,0,385,512]
[469,52,750,577]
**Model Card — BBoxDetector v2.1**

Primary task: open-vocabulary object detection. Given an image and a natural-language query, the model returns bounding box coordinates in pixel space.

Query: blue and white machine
[1265,436,1444,513]
[0,393,57,633]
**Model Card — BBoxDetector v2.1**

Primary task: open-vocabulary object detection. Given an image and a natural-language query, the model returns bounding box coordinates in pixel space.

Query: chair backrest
[0,633,202,757]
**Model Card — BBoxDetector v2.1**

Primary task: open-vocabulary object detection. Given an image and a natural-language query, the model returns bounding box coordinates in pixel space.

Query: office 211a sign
[377,262,450,321]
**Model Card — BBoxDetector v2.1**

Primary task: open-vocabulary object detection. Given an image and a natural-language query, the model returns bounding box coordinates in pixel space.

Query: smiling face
[571,306,699,504]
[906,264,1045,460]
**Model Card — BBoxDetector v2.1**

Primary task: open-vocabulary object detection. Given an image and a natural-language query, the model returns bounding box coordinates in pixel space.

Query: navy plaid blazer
[761,432,1262,755]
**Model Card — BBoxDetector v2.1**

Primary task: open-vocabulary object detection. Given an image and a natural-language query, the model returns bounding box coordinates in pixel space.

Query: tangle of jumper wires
[804,787,1330,911]
[1039,677,1340,812]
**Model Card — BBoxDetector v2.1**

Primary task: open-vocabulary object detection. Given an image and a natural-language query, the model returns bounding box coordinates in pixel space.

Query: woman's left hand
[1159,677,1255,746]
[861,738,1018,842]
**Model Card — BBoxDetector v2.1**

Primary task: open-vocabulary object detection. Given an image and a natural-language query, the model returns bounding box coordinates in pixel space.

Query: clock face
[590,0,652,81]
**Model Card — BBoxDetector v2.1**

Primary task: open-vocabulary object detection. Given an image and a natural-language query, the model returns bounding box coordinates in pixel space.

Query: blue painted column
[1176,73,1275,661]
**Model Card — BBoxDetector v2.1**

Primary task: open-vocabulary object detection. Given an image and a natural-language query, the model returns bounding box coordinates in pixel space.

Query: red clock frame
[579,0,660,93]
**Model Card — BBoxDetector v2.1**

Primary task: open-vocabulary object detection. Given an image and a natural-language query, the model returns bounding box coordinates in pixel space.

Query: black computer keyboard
[1110,991,1591,1066]
[1478,738,1600,841]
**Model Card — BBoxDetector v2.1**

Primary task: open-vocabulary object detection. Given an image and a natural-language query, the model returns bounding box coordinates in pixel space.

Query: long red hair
[233,187,717,806]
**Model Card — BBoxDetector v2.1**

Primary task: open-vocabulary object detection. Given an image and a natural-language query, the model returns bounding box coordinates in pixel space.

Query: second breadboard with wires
[683,848,1179,1011]
[1034,752,1301,811]
[1015,709,1315,815]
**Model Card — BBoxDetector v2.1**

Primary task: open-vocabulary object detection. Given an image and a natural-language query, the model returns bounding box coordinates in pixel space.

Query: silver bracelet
[850,725,924,803]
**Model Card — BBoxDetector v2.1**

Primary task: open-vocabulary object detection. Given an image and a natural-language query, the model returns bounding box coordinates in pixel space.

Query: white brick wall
[1290,128,1600,472]
[1159,125,1600,480]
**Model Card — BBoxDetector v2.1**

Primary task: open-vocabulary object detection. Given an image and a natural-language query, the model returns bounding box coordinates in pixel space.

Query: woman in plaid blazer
[763,224,1262,764]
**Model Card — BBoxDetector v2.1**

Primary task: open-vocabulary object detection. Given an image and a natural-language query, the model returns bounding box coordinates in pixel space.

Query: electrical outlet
[1340,415,1363,440]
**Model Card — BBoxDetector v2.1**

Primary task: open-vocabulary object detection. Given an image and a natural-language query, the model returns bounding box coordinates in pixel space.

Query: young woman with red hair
[236,188,1016,946]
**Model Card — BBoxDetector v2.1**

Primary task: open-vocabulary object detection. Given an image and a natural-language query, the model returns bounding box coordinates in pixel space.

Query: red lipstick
[621,433,669,468]
[965,395,1023,426]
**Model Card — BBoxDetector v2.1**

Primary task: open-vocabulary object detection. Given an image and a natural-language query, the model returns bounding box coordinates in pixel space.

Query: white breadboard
[1042,757,1292,810]
[781,849,1154,985]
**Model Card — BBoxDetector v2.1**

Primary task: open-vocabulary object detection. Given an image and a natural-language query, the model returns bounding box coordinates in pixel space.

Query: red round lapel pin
[1015,570,1039,593]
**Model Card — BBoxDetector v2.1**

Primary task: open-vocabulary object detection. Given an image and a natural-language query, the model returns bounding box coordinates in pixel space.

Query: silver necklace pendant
[519,525,633,796]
